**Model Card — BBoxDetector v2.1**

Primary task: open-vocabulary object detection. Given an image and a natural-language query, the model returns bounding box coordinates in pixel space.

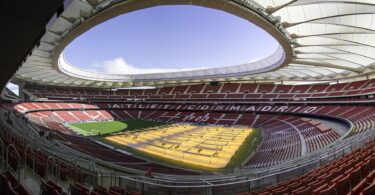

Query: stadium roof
[12,0,375,88]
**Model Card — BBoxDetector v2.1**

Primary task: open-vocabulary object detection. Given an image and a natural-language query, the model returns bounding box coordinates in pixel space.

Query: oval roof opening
[64,5,279,75]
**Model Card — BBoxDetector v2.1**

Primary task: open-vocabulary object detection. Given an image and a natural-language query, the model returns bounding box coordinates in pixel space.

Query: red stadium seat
[313,184,335,195]
[361,179,375,195]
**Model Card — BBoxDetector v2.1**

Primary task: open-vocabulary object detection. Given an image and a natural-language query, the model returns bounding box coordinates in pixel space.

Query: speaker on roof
[210,82,219,86]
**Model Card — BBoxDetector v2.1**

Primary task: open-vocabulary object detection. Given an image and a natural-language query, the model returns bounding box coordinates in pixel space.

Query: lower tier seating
[0,172,29,195]
[241,139,375,195]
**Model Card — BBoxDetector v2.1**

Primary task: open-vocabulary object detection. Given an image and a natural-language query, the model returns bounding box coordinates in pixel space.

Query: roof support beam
[283,13,375,28]
[289,0,375,7]
[296,45,375,62]
[266,0,298,14]
[309,22,375,33]
[292,32,375,39]
[292,60,362,73]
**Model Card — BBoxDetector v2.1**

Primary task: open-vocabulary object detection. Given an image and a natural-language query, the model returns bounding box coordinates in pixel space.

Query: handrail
[98,167,103,186]
[89,162,98,185]
[110,170,117,187]
[46,155,57,182]
[6,144,21,181]
[0,139,4,169]
[24,145,35,179]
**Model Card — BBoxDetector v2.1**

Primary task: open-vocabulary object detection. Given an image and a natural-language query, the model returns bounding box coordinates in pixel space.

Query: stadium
[2,0,375,194]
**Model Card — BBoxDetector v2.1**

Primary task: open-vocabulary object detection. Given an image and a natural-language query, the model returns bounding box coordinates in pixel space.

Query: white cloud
[248,57,262,63]
[6,83,19,96]
[88,57,206,74]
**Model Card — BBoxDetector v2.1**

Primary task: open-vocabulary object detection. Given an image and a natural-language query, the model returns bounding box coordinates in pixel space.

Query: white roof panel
[12,0,375,87]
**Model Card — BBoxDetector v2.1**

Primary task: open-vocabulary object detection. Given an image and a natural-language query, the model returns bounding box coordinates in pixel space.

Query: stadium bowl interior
[2,0,375,195]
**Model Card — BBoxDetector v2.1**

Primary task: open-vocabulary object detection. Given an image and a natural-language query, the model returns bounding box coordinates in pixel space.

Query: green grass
[67,119,166,136]
[101,127,262,173]
[226,128,262,169]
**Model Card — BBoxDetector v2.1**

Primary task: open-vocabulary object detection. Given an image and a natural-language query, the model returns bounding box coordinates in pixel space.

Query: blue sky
[7,83,19,96]
[64,5,279,74]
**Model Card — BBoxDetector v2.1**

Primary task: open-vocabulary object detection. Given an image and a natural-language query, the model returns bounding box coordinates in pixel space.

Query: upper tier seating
[24,79,375,101]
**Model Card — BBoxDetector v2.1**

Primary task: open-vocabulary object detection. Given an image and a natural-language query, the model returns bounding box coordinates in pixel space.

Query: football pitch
[67,119,262,172]
[67,119,166,136]
[105,124,262,172]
